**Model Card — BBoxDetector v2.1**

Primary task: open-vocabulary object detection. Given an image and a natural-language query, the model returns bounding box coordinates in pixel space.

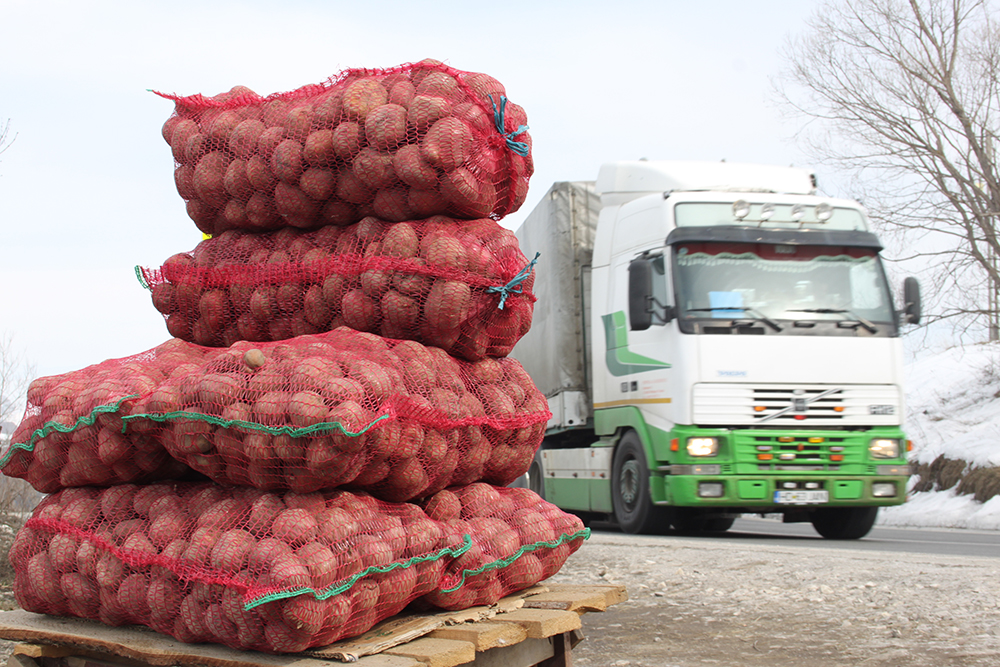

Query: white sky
[1,0,822,378]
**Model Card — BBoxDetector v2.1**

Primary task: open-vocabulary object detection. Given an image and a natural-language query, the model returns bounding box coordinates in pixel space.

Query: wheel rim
[619,459,640,511]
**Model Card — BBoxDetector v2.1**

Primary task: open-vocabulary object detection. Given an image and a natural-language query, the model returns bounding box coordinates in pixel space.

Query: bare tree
[775,0,1000,341]
[0,119,14,161]
[0,332,34,440]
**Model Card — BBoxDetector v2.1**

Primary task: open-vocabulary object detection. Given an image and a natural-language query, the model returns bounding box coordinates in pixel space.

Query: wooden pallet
[0,584,627,667]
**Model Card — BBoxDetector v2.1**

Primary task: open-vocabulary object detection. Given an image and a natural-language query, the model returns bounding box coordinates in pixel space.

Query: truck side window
[651,255,670,324]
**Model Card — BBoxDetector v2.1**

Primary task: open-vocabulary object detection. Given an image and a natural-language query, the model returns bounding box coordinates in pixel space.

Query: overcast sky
[1,0,821,381]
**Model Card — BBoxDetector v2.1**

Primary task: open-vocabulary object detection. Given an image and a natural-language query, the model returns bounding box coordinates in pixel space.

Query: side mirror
[628,259,653,331]
[902,277,921,325]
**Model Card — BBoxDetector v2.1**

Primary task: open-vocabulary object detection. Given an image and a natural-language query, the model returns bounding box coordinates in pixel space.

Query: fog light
[698,482,725,498]
[872,482,897,497]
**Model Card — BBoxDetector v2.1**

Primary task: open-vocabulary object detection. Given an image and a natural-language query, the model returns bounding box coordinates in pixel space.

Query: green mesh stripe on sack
[0,395,139,467]
[439,528,591,594]
[121,409,392,439]
[243,534,474,610]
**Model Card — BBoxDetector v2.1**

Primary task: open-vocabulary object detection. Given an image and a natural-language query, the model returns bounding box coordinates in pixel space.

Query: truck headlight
[869,438,900,459]
[687,437,719,457]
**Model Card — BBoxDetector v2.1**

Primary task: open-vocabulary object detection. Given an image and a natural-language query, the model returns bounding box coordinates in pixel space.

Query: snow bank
[881,342,1000,530]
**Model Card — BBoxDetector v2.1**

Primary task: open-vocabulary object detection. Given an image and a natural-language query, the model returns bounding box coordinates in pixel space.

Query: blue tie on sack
[489,94,530,157]
[488,253,541,309]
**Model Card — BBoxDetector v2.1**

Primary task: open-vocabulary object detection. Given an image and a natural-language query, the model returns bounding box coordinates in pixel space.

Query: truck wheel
[671,510,736,534]
[810,507,878,540]
[611,431,669,534]
[527,450,545,500]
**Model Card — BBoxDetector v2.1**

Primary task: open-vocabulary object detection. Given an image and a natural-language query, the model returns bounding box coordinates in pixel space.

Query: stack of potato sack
[1,60,589,655]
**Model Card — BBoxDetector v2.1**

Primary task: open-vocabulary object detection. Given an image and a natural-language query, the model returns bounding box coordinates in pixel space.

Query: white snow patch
[884,342,1000,530]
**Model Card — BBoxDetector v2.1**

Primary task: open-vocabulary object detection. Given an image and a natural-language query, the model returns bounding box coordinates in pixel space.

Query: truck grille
[693,384,901,426]
[738,433,852,469]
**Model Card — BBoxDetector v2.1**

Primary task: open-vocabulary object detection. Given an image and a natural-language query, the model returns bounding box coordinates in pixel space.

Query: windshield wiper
[686,307,783,332]
[787,308,878,334]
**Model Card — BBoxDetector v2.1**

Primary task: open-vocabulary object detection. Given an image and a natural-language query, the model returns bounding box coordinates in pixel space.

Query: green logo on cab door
[602,311,671,377]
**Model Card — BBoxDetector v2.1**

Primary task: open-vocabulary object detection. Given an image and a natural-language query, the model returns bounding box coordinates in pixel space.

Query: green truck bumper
[649,424,911,509]
[652,473,909,508]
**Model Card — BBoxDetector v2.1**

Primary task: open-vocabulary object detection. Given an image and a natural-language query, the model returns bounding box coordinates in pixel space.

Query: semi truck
[510,161,920,539]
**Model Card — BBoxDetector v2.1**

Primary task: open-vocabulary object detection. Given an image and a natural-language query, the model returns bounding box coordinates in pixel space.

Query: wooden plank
[5,655,38,667]
[383,638,475,667]
[521,589,611,613]
[306,585,547,662]
[14,644,76,659]
[534,584,628,609]
[492,609,581,639]
[427,622,527,651]
[472,636,554,667]
[0,611,427,667]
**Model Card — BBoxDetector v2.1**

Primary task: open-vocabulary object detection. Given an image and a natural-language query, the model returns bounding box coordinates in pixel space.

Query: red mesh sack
[138,216,537,361]
[1,329,550,499]
[0,351,198,493]
[417,484,588,611]
[156,59,533,235]
[128,327,550,500]
[11,483,588,653]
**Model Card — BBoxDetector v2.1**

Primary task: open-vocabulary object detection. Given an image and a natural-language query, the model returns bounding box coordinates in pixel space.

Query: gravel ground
[548,530,1000,667]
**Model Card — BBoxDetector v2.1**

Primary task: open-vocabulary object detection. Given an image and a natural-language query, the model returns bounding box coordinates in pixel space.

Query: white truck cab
[512,161,919,539]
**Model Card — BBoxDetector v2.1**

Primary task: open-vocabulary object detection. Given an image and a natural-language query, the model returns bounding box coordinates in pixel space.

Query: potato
[193,152,230,209]
[365,104,408,151]
[352,148,397,190]
[421,117,473,171]
[407,95,451,132]
[335,170,375,205]
[343,79,388,120]
[392,144,439,190]
[407,187,449,217]
[424,281,472,332]
[341,289,380,332]
[271,139,305,183]
[439,167,496,218]
[229,119,266,159]
[372,187,413,222]
[299,168,336,201]
[274,182,319,227]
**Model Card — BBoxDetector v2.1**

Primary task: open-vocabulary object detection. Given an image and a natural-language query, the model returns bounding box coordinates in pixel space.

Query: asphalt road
[587,516,1000,559]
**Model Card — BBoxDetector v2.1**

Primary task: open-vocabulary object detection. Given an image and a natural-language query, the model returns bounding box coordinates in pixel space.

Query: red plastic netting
[11,482,587,653]
[157,60,533,235]
[138,216,536,361]
[3,328,550,499]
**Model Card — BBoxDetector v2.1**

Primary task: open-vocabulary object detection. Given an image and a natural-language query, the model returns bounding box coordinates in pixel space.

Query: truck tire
[810,506,878,540]
[671,509,735,535]
[527,449,545,500]
[611,431,670,534]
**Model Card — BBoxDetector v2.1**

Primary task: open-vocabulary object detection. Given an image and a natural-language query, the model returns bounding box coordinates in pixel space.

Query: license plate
[773,490,829,505]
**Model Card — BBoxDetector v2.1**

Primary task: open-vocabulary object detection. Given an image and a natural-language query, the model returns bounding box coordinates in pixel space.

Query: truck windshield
[672,242,896,332]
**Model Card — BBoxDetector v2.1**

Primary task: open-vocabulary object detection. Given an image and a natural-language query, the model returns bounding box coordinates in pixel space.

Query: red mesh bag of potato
[417,484,588,610]
[138,216,537,361]
[11,483,588,652]
[156,59,533,235]
[127,327,550,501]
[0,347,201,493]
[1,329,550,499]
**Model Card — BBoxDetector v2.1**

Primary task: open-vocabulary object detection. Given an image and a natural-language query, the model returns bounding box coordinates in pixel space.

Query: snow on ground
[879,341,1000,530]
